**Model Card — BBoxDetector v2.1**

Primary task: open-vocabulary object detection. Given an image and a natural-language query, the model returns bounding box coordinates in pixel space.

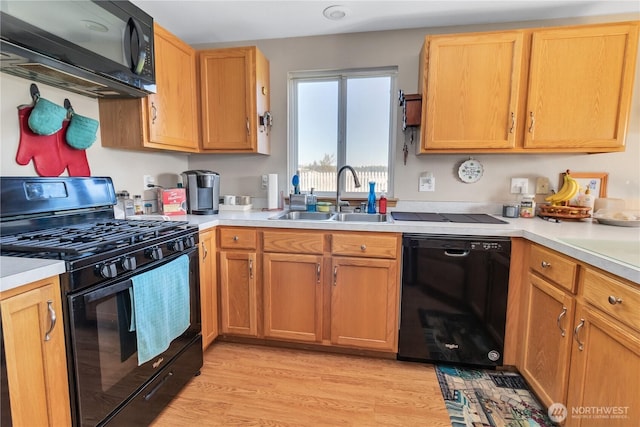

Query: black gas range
[0,176,203,427]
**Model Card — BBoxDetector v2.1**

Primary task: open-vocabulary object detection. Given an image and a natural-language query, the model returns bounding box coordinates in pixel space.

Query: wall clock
[457,159,484,183]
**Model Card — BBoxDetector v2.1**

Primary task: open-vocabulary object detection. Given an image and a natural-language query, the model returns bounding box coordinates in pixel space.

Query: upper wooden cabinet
[199,46,271,154]
[419,31,524,150]
[418,21,639,153]
[99,24,199,152]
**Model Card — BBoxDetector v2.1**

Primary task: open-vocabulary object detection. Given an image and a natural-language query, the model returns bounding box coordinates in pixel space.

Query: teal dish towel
[130,255,190,365]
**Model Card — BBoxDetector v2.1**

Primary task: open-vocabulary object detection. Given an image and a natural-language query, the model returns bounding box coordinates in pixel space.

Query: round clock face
[458,159,484,183]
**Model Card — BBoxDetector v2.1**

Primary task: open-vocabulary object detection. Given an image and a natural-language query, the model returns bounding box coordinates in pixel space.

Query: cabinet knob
[233,236,239,241]
[360,244,367,251]
[541,261,551,268]
[608,295,623,305]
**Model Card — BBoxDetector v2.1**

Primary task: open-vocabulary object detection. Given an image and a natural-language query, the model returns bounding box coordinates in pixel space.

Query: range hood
[0,41,150,98]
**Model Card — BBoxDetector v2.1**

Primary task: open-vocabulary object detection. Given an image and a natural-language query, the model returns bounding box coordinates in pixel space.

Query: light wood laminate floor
[151,341,451,426]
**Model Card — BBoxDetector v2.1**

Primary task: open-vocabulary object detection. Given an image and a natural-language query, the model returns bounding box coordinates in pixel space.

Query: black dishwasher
[398,234,511,367]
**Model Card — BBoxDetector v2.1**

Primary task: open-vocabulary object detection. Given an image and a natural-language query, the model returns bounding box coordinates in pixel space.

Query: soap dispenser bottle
[367,181,377,214]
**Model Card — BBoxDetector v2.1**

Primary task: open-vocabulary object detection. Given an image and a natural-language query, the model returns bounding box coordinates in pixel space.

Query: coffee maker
[181,170,220,214]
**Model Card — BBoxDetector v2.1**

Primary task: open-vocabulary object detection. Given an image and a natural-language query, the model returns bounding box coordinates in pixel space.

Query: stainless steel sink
[271,211,336,221]
[334,213,388,222]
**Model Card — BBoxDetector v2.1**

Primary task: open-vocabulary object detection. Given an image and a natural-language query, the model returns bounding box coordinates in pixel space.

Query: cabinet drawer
[263,231,324,254]
[219,228,257,249]
[529,245,577,292]
[332,233,398,259]
[582,267,640,332]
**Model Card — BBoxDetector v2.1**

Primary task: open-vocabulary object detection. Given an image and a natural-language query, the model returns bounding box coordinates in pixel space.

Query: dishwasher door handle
[444,249,470,257]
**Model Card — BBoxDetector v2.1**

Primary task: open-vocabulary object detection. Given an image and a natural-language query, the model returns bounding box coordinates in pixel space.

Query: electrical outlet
[510,178,528,194]
[535,177,550,194]
[261,174,268,189]
[143,175,155,190]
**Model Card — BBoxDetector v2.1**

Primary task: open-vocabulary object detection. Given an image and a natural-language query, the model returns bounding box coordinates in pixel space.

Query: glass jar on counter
[519,194,536,218]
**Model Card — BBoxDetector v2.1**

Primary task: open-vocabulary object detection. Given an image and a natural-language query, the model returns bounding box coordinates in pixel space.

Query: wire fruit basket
[538,204,591,220]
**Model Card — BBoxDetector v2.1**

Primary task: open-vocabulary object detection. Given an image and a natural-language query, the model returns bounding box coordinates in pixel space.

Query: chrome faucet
[336,165,361,212]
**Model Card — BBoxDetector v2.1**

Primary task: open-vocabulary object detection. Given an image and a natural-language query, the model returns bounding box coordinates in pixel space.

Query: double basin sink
[271,210,388,223]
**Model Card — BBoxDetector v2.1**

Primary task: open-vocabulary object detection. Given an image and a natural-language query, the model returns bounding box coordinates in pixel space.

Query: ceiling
[130,0,640,45]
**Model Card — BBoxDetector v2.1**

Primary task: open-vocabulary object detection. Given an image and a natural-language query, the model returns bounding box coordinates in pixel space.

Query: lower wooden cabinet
[521,272,575,408]
[263,253,323,342]
[218,227,401,353]
[219,250,258,337]
[519,243,640,427]
[330,256,399,352]
[565,305,640,427]
[1,277,71,426]
[199,229,218,349]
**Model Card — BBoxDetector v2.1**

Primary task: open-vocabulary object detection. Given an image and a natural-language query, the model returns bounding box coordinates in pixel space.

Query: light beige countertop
[2,206,638,293]
[0,257,66,293]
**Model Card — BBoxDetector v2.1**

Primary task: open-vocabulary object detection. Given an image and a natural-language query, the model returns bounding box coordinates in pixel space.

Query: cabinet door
[99,24,199,152]
[330,257,398,351]
[566,304,640,427]
[200,47,254,151]
[263,253,323,342]
[145,24,199,151]
[524,24,639,150]
[199,230,218,349]
[219,251,258,336]
[420,31,523,150]
[1,278,71,426]
[521,273,575,408]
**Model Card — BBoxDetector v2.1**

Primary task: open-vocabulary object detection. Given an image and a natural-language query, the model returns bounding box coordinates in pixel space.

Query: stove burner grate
[0,219,188,256]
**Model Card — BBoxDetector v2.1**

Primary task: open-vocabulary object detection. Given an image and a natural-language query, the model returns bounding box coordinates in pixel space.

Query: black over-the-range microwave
[0,0,156,98]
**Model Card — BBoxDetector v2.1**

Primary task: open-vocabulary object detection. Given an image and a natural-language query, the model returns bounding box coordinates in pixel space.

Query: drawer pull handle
[573,318,585,351]
[316,264,321,284]
[360,244,367,251]
[541,261,551,268]
[608,296,623,305]
[509,111,515,133]
[333,266,338,286]
[201,242,208,260]
[233,236,239,241]
[557,306,567,337]
[249,258,254,279]
[44,300,56,342]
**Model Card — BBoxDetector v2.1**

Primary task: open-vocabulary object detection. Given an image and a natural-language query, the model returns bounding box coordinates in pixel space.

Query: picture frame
[559,171,608,199]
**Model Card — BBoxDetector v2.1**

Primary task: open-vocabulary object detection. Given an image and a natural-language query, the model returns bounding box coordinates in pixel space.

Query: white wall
[2,14,638,207]
[189,14,640,206]
[0,73,189,196]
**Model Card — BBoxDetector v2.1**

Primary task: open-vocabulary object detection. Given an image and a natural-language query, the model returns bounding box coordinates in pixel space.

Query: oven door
[67,250,200,427]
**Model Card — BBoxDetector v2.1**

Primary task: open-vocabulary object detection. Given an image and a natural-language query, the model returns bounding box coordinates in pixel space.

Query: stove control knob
[168,239,185,252]
[97,262,118,279]
[146,247,164,261]
[121,256,137,271]
[184,236,195,249]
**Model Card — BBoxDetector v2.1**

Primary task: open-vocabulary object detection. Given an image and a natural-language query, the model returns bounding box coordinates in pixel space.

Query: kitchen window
[288,67,397,197]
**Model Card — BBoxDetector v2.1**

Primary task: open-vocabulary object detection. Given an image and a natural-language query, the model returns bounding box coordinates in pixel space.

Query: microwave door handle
[125,17,147,75]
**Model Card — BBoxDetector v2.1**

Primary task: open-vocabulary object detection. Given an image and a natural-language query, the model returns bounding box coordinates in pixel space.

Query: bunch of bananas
[545,170,579,205]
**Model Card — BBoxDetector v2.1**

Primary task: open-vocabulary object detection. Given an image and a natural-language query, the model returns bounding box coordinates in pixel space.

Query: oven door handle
[84,280,132,304]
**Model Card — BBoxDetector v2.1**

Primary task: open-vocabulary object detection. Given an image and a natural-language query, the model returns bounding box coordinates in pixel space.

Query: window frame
[287,66,398,198]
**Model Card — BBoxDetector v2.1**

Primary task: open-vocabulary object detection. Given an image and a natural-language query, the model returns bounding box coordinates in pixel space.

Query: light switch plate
[261,174,268,189]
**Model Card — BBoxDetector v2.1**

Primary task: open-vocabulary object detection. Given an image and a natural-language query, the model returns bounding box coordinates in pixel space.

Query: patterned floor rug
[435,365,556,426]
